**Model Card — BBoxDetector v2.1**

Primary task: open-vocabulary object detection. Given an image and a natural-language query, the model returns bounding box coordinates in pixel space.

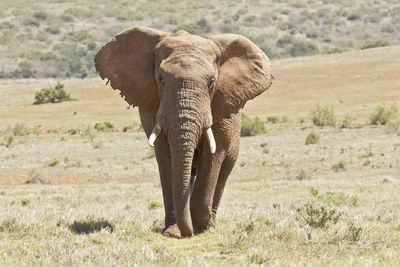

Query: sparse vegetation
[69,219,114,234]
[47,158,60,167]
[0,0,399,78]
[332,159,347,172]
[34,82,74,104]
[240,114,265,137]
[266,115,280,124]
[94,121,114,132]
[310,104,337,127]
[148,200,163,210]
[305,131,320,145]
[361,39,390,50]
[369,103,398,125]
[296,201,342,229]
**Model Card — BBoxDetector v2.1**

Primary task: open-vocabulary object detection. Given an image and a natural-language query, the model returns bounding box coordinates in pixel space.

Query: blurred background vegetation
[0,0,399,79]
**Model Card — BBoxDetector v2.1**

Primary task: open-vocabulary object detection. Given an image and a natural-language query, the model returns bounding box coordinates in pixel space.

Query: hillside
[1,45,399,129]
[1,0,399,78]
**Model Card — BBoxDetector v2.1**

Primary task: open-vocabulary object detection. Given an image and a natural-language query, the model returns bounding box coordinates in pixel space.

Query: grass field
[1,47,400,265]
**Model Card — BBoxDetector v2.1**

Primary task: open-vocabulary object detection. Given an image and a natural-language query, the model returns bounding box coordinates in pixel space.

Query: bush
[305,131,320,145]
[310,104,337,127]
[341,115,352,128]
[94,122,114,132]
[296,201,342,229]
[347,13,361,21]
[381,24,395,33]
[369,103,399,125]
[240,114,266,137]
[175,19,212,35]
[148,200,163,210]
[266,115,279,124]
[332,159,347,172]
[360,39,390,50]
[47,158,60,167]
[34,82,74,104]
[290,40,319,57]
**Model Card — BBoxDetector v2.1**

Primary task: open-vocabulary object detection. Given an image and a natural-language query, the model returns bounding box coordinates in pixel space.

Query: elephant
[94,26,272,238]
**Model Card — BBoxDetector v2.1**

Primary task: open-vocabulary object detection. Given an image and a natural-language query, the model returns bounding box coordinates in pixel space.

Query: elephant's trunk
[168,125,200,237]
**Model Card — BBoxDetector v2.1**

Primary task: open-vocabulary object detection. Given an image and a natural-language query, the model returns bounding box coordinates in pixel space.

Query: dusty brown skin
[94,26,272,238]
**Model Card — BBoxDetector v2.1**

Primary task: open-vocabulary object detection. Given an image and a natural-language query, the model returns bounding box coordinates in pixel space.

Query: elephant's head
[95,27,272,237]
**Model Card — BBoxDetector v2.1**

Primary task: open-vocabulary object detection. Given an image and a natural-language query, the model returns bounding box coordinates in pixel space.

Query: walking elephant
[94,26,272,238]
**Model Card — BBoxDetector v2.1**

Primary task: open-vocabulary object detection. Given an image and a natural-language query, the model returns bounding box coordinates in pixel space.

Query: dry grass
[1,48,400,265]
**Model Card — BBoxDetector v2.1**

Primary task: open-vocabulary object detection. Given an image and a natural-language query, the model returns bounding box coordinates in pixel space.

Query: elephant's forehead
[157,33,218,58]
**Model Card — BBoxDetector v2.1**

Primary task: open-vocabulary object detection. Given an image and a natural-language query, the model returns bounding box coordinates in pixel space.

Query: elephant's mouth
[148,123,216,154]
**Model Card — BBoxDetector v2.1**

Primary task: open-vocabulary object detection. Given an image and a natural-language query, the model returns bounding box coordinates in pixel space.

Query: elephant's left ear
[209,34,273,123]
[94,27,168,111]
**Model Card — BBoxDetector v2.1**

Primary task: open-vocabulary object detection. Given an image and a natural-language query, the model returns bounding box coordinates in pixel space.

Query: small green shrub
[310,187,319,196]
[347,222,362,241]
[347,13,361,21]
[290,40,319,57]
[94,122,114,132]
[316,191,359,207]
[33,11,49,20]
[240,114,266,137]
[2,135,14,148]
[148,200,163,210]
[331,159,347,172]
[262,148,269,154]
[341,115,352,128]
[69,219,114,234]
[266,115,279,124]
[381,24,394,33]
[359,152,373,159]
[34,82,74,104]
[361,39,390,50]
[260,142,268,148]
[296,169,309,180]
[47,158,60,167]
[21,199,30,207]
[310,104,337,127]
[305,131,320,145]
[297,201,342,229]
[369,103,398,125]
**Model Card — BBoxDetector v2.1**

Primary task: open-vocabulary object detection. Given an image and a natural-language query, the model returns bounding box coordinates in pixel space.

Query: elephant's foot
[162,224,182,238]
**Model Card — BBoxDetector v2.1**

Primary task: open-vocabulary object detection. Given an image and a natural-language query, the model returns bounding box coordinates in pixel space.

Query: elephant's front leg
[155,133,181,238]
[190,141,224,233]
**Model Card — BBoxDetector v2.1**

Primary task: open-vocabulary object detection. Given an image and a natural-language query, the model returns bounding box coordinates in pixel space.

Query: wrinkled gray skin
[95,26,272,238]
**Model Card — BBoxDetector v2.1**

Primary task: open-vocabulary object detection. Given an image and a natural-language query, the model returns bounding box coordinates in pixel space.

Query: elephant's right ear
[94,26,168,110]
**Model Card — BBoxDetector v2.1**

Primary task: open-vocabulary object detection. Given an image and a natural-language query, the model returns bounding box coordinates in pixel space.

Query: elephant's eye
[159,76,164,85]
[208,77,215,89]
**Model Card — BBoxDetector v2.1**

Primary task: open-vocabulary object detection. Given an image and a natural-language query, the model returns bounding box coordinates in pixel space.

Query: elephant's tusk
[206,128,216,154]
[148,123,161,147]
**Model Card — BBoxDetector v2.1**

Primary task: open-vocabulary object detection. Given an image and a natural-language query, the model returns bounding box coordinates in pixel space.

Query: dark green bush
[347,13,361,20]
[33,11,49,20]
[34,82,74,104]
[240,114,266,137]
[94,122,114,132]
[290,40,319,57]
[276,35,295,48]
[331,159,347,172]
[305,131,320,145]
[176,19,212,35]
[360,39,390,50]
